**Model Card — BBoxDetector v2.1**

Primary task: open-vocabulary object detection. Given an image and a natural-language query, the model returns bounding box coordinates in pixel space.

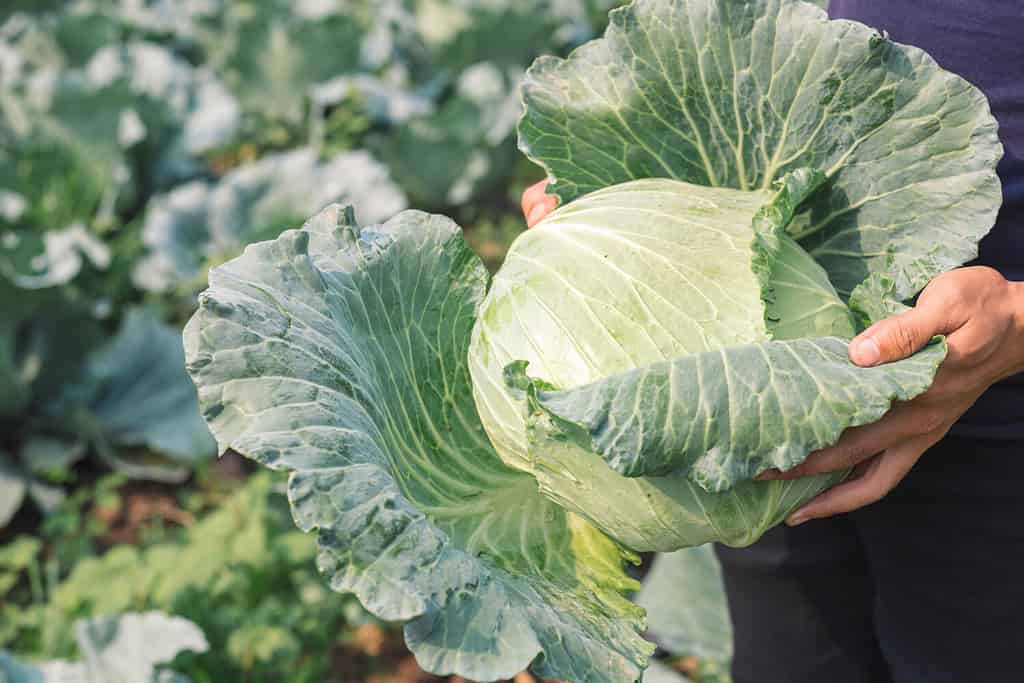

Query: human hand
[521,179,559,227]
[758,266,1024,525]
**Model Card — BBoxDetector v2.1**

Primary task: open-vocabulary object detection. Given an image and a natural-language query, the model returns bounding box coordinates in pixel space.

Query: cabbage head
[470,172,872,549]
[184,1,1002,681]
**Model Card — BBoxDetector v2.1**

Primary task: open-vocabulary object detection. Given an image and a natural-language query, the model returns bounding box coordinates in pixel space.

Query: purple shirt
[832,0,1024,438]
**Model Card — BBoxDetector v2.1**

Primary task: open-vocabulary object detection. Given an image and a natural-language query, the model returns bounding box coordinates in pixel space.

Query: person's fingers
[521,180,558,227]
[784,435,933,525]
[527,199,557,227]
[756,403,924,480]
[847,270,978,367]
[521,180,547,215]
[848,303,953,367]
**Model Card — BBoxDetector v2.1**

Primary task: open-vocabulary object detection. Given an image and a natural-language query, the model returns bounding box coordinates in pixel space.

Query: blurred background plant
[1,0,624,529]
[0,1,729,681]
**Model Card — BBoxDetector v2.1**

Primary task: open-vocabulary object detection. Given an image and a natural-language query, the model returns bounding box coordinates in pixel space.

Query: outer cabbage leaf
[0,282,102,524]
[0,5,113,76]
[2,306,213,499]
[55,309,216,467]
[133,148,407,293]
[637,546,732,679]
[184,205,653,681]
[113,0,219,47]
[514,335,944,490]
[72,612,206,682]
[0,280,105,420]
[371,62,523,207]
[414,0,586,74]
[0,611,207,683]
[197,0,364,129]
[4,64,168,184]
[0,444,70,528]
[132,181,210,294]
[519,0,1002,298]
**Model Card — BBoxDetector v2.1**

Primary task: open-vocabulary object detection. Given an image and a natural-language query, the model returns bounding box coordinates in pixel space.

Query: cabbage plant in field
[0,611,207,682]
[184,0,1002,680]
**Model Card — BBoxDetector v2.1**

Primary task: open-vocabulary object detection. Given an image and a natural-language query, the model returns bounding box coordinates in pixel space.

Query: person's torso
[831,0,1024,437]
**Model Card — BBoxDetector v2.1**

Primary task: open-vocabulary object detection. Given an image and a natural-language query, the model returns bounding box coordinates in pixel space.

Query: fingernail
[756,469,780,481]
[850,337,880,366]
[527,202,550,227]
[786,510,809,526]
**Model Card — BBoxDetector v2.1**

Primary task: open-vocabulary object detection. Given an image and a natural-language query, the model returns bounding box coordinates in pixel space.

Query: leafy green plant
[0,474,380,683]
[0,1,620,527]
[0,611,207,682]
[0,308,215,525]
[183,1,1002,681]
[638,547,732,682]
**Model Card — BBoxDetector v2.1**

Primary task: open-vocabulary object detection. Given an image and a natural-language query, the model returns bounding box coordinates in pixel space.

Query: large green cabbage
[183,1,1002,680]
[469,171,922,550]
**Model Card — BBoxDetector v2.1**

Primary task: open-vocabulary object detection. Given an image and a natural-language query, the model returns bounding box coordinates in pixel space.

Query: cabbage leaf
[185,205,653,682]
[637,546,732,674]
[519,0,1002,298]
[0,611,207,683]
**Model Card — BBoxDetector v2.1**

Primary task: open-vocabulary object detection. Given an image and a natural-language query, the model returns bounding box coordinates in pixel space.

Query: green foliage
[1,0,614,525]
[637,547,733,678]
[0,474,376,682]
[1,611,207,682]
[0,537,41,600]
[320,93,374,158]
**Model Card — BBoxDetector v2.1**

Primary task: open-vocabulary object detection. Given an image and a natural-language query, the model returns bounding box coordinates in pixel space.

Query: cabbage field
[0,2,698,681]
[0,1,1003,682]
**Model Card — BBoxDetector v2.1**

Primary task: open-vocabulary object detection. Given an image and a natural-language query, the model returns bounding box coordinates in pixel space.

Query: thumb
[849,305,946,367]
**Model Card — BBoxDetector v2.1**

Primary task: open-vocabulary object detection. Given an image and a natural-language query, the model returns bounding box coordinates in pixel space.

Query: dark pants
[715,435,1024,683]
